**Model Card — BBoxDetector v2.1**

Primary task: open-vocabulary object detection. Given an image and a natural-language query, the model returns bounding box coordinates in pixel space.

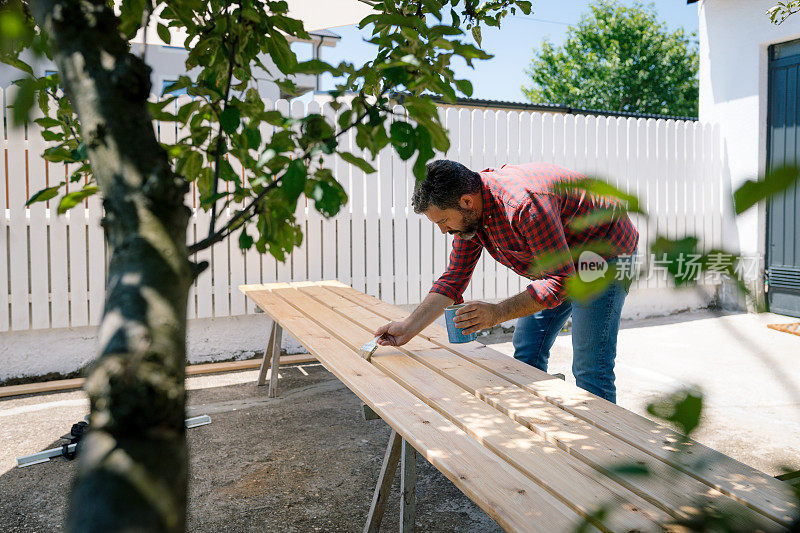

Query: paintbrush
[358,336,381,362]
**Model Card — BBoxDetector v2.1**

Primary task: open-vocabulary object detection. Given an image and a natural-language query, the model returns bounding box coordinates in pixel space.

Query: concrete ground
[0,309,798,531]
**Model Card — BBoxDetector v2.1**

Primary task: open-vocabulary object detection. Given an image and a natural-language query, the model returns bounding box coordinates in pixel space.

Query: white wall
[698,0,800,304]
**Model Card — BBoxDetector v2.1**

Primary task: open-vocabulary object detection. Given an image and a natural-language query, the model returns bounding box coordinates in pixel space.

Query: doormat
[767,322,800,337]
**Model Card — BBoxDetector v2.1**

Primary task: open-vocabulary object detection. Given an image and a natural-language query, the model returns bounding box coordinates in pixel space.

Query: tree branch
[186,105,376,254]
[207,5,241,240]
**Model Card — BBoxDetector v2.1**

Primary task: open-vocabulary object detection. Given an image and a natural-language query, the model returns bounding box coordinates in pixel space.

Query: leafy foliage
[522,0,699,117]
[734,165,800,215]
[2,0,531,264]
[766,1,800,24]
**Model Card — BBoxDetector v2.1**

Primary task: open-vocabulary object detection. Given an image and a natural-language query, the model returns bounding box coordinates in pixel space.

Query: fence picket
[391,106,410,305]
[27,115,51,329]
[378,137,394,302]
[6,95,29,331]
[335,105,353,286]
[0,88,8,331]
[0,95,729,332]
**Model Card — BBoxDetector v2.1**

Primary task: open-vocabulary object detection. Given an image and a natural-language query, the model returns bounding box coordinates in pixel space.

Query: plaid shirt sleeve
[515,195,575,308]
[429,236,482,304]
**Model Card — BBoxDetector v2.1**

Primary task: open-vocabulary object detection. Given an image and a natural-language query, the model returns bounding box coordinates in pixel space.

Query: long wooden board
[319,282,797,527]
[292,284,780,530]
[0,355,317,399]
[272,285,665,531]
[243,287,584,533]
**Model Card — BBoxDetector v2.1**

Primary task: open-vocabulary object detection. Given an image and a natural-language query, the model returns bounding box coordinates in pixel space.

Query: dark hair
[411,159,482,214]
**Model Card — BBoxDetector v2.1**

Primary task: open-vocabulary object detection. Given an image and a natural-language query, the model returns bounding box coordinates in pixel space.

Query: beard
[449,207,480,240]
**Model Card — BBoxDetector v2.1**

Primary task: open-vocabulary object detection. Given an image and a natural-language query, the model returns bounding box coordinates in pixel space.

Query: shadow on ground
[0,364,501,532]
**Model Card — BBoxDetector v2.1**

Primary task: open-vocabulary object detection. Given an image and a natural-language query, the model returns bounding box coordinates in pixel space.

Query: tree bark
[29,1,194,531]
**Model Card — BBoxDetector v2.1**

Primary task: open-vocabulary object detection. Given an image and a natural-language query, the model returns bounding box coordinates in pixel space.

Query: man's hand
[454,301,502,334]
[373,320,416,347]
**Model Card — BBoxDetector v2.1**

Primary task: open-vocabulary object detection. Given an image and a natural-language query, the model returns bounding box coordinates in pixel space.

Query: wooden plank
[334,107,353,287]
[0,87,8,332]
[298,285,757,526]
[287,286,668,530]
[49,178,70,329]
[324,283,797,527]
[242,287,582,533]
[268,324,283,397]
[0,355,318,399]
[364,430,402,533]
[257,321,277,386]
[27,114,51,329]
[365,141,379,298]
[321,104,339,284]
[68,174,89,326]
[6,94,29,330]
[86,189,105,324]
[291,100,309,284]
[393,106,409,306]
[378,143,393,302]
[400,438,417,533]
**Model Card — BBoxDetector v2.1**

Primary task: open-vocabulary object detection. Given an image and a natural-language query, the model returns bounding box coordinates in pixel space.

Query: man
[373,159,638,403]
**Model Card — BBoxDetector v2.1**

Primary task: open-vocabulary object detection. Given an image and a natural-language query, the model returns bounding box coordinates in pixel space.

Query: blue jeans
[511,280,628,403]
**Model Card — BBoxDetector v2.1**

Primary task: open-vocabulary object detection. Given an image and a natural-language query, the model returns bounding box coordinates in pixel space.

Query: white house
[694,0,800,316]
[0,8,343,101]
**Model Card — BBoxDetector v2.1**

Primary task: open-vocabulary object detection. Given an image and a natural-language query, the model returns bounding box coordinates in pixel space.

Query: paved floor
[0,309,798,531]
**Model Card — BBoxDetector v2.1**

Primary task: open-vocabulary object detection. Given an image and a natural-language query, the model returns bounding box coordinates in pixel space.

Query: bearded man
[373,159,638,403]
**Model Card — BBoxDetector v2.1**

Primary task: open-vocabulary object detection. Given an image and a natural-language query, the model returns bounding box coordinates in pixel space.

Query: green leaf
[178,150,203,179]
[390,122,416,161]
[57,186,99,214]
[338,151,376,174]
[41,130,63,142]
[557,178,644,214]
[220,106,241,134]
[650,236,700,286]
[293,59,339,76]
[261,110,287,126]
[177,100,200,123]
[455,78,473,97]
[239,229,254,250]
[157,23,171,45]
[43,146,76,163]
[471,25,482,47]
[11,77,36,126]
[646,388,703,437]
[34,117,61,129]
[565,268,614,303]
[281,159,307,202]
[733,165,800,215]
[310,172,348,217]
[244,127,262,150]
[26,185,62,206]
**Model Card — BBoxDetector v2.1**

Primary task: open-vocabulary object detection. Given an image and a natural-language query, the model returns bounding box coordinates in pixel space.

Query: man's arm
[373,291,453,346]
[374,234,481,346]
[453,289,547,335]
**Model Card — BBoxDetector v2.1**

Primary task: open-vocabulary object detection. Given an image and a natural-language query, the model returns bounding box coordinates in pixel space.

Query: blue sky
[304,1,699,103]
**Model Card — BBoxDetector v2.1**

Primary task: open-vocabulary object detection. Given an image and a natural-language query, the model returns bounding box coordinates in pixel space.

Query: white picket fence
[0,89,724,333]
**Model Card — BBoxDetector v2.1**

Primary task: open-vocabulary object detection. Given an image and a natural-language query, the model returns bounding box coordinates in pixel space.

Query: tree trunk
[30,1,194,530]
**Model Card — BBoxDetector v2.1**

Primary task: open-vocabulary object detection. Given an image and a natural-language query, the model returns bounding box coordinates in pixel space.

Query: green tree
[521,0,699,117]
[0,0,530,530]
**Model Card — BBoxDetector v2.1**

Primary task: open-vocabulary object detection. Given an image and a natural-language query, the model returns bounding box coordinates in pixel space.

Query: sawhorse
[257,321,283,396]
[362,403,417,533]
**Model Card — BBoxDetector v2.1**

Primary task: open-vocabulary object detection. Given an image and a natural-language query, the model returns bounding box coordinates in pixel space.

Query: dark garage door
[767,39,800,317]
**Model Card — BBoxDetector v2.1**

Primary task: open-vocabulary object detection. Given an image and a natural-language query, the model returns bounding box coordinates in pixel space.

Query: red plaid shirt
[430,162,639,308]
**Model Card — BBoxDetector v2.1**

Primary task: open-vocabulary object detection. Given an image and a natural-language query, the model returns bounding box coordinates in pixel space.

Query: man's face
[425,197,480,240]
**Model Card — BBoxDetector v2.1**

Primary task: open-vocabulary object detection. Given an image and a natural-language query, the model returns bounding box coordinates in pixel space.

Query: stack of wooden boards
[241,281,797,532]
